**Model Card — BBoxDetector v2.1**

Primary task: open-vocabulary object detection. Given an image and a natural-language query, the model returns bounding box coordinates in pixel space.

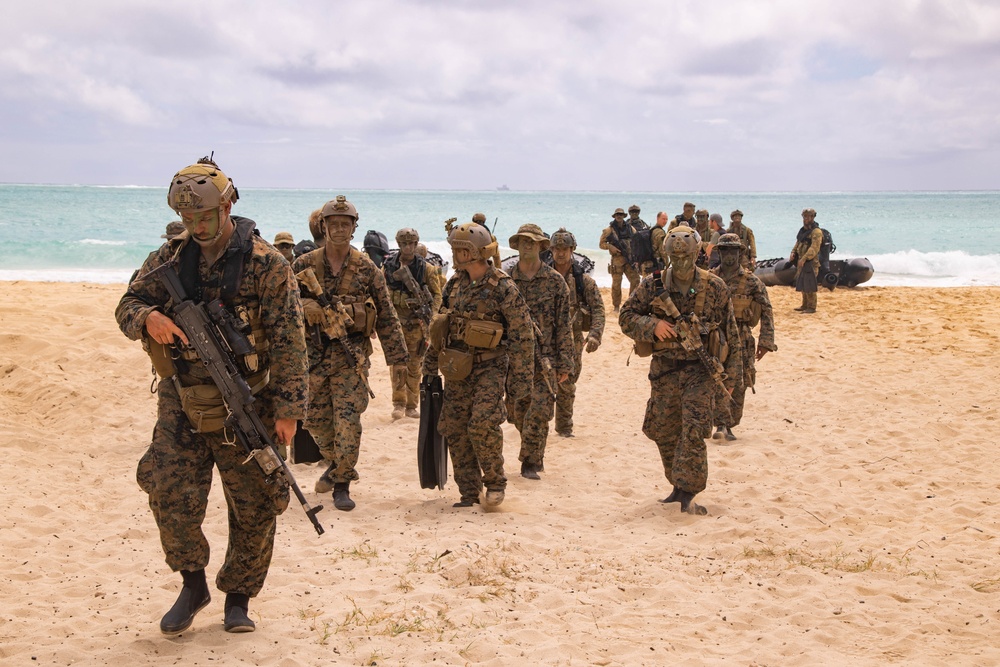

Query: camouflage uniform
[599,219,640,309]
[555,266,606,435]
[117,218,308,597]
[382,253,442,412]
[507,262,575,469]
[709,264,776,428]
[422,266,534,503]
[292,247,408,484]
[728,218,757,270]
[792,217,823,312]
[619,268,741,496]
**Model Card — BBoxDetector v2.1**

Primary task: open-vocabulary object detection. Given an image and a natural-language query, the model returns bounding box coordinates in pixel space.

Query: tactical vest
[383,252,428,313]
[726,271,762,327]
[566,263,592,332]
[301,246,377,337]
[643,268,710,355]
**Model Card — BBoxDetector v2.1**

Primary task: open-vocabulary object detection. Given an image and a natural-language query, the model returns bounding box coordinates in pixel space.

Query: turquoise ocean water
[2,184,999,287]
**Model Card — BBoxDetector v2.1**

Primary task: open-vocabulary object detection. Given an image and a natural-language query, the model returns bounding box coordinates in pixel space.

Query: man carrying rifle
[116,156,309,635]
[506,224,574,480]
[383,228,442,420]
[619,226,741,516]
[599,207,640,313]
[293,196,408,512]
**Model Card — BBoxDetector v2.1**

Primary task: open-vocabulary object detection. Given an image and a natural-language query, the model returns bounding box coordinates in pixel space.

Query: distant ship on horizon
[496,184,510,191]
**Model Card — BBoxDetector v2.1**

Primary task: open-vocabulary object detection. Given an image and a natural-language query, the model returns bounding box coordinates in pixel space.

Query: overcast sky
[2,0,998,191]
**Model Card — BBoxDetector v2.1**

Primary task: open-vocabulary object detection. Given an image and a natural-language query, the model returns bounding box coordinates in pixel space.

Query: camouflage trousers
[392,324,426,410]
[135,380,289,597]
[642,357,711,494]
[555,335,585,433]
[437,358,509,502]
[306,358,371,483]
[610,261,640,309]
[714,329,755,428]
[509,360,556,467]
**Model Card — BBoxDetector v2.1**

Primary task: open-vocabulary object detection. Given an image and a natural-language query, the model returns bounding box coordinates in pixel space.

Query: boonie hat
[509,223,550,251]
[274,231,295,246]
[162,221,186,240]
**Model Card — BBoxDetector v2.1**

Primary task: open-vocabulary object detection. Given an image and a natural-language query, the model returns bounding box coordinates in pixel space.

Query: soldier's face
[398,241,417,262]
[684,205,695,217]
[629,211,639,220]
[802,213,815,226]
[732,214,743,224]
[452,247,474,268]
[720,247,740,268]
[614,214,625,225]
[181,205,227,246]
[517,238,541,261]
[551,246,573,266]
[277,244,295,261]
[670,252,695,275]
[325,215,355,245]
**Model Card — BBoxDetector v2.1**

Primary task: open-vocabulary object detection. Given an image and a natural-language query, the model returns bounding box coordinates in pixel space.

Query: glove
[585,335,600,353]
[302,299,325,326]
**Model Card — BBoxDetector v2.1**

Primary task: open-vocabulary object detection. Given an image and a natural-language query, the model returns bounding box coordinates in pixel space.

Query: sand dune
[1,280,998,666]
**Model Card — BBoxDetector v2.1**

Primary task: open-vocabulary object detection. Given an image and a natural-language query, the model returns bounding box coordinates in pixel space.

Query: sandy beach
[1,280,998,666]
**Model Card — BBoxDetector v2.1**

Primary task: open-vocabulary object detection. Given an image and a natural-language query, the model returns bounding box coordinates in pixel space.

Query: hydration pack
[362,229,391,268]
[630,228,655,265]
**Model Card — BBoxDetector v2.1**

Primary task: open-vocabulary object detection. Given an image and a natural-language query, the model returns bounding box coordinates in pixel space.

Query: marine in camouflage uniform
[709,234,777,440]
[383,228,442,420]
[728,210,758,270]
[790,208,823,313]
[116,157,308,634]
[599,208,640,311]
[548,228,606,437]
[422,222,534,507]
[619,225,741,515]
[506,224,575,479]
[667,202,698,231]
[292,195,408,512]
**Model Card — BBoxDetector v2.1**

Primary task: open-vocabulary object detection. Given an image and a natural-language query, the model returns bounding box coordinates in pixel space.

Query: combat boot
[405,407,419,418]
[314,461,336,494]
[724,426,737,441]
[676,490,708,515]
[712,425,725,440]
[333,482,356,511]
[223,593,255,633]
[452,497,480,508]
[391,405,404,420]
[658,487,680,504]
[160,569,211,635]
[520,461,540,480]
[484,489,505,506]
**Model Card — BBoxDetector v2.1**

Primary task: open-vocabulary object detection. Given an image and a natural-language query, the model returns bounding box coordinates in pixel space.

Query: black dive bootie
[676,490,708,515]
[160,569,211,635]
[333,482,356,511]
[223,593,255,633]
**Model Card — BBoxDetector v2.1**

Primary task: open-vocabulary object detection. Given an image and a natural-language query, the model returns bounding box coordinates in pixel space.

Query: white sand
[1,281,998,666]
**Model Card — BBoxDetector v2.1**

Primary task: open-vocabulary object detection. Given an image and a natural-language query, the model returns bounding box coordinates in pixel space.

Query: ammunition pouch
[633,337,684,358]
[707,328,728,364]
[579,309,592,333]
[429,313,450,351]
[463,319,503,349]
[344,298,376,337]
[439,348,474,382]
[731,295,761,327]
[143,334,177,378]
[177,370,268,434]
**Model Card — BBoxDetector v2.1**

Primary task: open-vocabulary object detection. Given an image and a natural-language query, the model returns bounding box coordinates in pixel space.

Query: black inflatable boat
[755,257,874,289]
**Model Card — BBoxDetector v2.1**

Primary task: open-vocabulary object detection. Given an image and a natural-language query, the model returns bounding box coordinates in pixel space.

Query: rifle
[392,262,433,353]
[296,268,376,399]
[607,226,635,268]
[145,261,325,536]
[651,291,735,404]
[531,322,556,399]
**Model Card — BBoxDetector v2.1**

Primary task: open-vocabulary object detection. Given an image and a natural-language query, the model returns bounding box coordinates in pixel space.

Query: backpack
[362,229,391,268]
[818,228,836,273]
[630,228,655,265]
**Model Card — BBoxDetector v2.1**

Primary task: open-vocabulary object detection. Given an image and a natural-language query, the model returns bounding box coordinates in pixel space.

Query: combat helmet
[167,155,239,214]
[730,209,744,219]
[321,195,359,222]
[715,233,743,249]
[448,222,497,261]
[396,227,419,244]
[550,227,577,250]
[664,225,701,257]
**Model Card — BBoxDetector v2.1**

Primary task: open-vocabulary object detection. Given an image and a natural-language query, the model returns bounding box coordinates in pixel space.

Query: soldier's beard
[721,252,739,269]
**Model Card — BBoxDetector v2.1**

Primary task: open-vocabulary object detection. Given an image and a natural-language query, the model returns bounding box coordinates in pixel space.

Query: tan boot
[391,405,404,420]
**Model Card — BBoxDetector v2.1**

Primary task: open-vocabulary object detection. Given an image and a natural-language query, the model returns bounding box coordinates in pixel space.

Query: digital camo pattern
[619,271,741,494]
[423,266,534,501]
[555,270,606,434]
[384,254,443,410]
[599,223,640,308]
[292,247,408,483]
[710,266,777,427]
[508,262,574,467]
[117,227,307,595]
